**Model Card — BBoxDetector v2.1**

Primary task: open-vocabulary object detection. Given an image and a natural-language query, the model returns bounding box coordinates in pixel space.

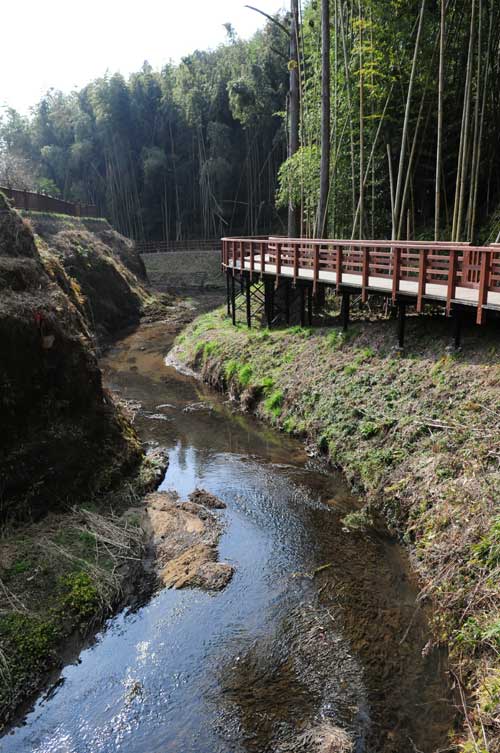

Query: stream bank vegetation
[172,305,500,751]
[0,447,167,731]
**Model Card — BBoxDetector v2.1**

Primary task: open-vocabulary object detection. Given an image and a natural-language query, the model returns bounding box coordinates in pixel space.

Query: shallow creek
[2,301,454,753]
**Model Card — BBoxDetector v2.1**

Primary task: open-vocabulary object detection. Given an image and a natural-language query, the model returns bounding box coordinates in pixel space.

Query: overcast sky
[1,0,285,115]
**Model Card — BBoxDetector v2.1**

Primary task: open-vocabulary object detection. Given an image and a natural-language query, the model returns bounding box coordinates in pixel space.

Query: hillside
[25,212,151,344]
[0,194,143,521]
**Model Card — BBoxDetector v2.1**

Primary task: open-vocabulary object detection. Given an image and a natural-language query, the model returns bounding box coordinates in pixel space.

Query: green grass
[238,364,253,387]
[264,390,284,418]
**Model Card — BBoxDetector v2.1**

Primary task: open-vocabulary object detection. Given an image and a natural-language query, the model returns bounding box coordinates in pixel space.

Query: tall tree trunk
[393,0,426,239]
[339,0,357,223]
[317,0,330,238]
[358,1,364,239]
[288,0,300,237]
[452,0,476,241]
[435,0,445,240]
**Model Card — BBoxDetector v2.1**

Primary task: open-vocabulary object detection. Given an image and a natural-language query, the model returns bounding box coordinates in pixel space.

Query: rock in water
[188,488,227,509]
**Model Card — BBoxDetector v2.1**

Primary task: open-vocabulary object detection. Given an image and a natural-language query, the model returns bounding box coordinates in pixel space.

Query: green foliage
[359,420,379,438]
[327,329,345,349]
[238,363,253,387]
[287,325,312,338]
[472,517,500,568]
[0,614,58,664]
[264,390,284,418]
[59,571,100,618]
[341,508,373,531]
[225,359,239,380]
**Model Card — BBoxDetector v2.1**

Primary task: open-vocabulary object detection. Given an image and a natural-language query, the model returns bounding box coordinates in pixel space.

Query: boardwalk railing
[0,186,99,218]
[222,236,500,325]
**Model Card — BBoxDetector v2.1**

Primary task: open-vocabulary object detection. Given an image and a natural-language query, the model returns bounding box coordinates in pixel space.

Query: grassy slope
[173,307,500,752]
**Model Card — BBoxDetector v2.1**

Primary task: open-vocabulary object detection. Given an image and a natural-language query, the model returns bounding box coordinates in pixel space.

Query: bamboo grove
[278,0,500,243]
[1,1,500,244]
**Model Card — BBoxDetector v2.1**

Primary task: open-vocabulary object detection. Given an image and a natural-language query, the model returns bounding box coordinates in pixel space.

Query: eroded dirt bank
[171,306,500,751]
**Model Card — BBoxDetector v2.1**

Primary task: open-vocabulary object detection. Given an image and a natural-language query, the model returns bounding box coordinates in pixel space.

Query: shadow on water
[1,299,455,753]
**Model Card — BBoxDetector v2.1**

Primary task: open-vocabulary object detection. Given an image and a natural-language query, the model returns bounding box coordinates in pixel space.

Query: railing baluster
[293,241,298,282]
[477,250,491,325]
[313,245,319,295]
[250,241,255,279]
[446,248,457,315]
[417,248,427,312]
[276,242,281,285]
[362,245,369,303]
[392,246,401,302]
[336,246,342,291]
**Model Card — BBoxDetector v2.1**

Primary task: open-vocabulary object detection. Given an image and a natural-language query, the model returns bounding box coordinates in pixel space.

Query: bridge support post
[231,275,236,326]
[307,285,313,326]
[341,292,350,331]
[397,300,406,349]
[453,307,462,350]
[285,279,291,325]
[316,285,326,309]
[226,274,231,317]
[246,277,252,328]
[300,285,305,326]
[264,278,274,328]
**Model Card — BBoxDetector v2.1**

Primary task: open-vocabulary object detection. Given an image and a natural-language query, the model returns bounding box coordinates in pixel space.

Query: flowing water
[1,298,454,753]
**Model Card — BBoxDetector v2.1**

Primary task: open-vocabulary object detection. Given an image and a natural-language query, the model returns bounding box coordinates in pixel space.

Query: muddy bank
[171,307,500,751]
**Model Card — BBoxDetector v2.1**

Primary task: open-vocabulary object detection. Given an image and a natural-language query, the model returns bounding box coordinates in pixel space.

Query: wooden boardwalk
[222,236,500,326]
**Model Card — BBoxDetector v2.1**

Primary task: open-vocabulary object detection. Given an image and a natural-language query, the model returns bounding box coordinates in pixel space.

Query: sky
[1,0,285,115]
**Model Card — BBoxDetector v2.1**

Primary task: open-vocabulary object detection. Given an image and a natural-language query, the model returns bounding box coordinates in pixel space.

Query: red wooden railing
[221,236,500,325]
[0,186,99,218]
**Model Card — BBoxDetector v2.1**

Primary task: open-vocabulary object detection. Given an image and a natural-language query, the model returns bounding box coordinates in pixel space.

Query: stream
[2,297,454,753]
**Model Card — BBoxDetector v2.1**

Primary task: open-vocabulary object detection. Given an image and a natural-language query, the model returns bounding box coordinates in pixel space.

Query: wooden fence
[136,239,221,254]
[0,186,99,218]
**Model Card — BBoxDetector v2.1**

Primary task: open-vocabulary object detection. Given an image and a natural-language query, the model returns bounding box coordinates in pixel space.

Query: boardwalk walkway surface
[222,236,500,326]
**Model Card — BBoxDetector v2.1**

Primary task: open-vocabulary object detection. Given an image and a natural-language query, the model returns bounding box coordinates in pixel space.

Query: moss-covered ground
[172,306,500,752]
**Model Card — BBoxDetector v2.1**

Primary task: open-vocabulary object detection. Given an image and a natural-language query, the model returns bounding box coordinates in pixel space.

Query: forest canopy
[1,0,499,244]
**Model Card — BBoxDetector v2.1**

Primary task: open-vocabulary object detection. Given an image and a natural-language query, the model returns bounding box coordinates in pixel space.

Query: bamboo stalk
[435,0,446,240]
[393,0,427,240]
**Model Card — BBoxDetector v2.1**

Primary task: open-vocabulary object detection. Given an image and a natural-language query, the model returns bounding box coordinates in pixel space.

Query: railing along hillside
[0,186,99,218]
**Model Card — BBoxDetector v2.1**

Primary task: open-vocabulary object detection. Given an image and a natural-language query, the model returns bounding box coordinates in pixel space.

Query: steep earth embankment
[0,195,143,521]
[172,307,500,751]
[25,212,152,344]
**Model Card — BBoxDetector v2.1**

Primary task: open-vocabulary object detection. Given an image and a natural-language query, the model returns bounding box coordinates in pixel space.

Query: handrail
[221,236,500,325]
